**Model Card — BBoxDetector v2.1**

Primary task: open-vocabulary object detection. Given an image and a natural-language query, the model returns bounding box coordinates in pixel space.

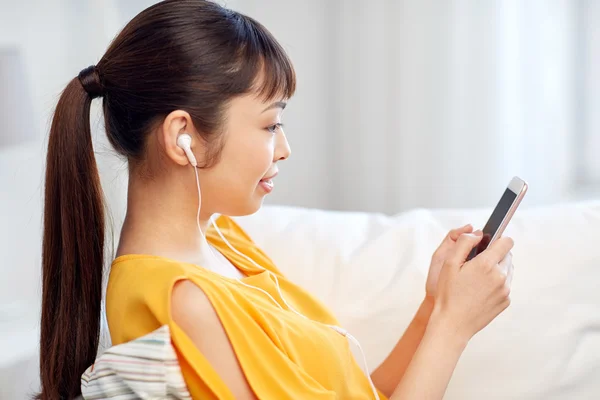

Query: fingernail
[474,230,483,236]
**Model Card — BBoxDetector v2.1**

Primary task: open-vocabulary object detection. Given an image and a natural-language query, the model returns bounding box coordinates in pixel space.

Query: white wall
[214,0,597,213]
[0,2,71,396]
[0,0,70,322]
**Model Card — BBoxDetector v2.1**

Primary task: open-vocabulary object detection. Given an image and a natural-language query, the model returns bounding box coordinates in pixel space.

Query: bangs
[231,13,296,101]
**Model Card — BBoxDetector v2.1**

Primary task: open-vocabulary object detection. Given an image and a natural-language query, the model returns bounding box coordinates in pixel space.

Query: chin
[243,200,264,216]
[222,197,265,217]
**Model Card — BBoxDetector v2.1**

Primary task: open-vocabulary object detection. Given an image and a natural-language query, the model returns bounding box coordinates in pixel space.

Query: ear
[160,110,203,167]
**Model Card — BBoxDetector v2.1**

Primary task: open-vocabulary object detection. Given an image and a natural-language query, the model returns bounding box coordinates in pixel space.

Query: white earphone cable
[194,166,202,238]
[189,157,378,399]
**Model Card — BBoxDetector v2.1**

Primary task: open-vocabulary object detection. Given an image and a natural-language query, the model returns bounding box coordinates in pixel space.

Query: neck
[116,171,214,264]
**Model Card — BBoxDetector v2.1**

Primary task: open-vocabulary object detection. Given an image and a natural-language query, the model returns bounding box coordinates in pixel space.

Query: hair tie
[78,65,104,99]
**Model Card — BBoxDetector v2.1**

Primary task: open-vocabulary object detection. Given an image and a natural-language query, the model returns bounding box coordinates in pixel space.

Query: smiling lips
[259,171,277,193]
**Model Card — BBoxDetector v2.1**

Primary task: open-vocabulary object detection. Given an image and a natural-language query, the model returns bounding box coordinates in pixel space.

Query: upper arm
[171,280,257,400]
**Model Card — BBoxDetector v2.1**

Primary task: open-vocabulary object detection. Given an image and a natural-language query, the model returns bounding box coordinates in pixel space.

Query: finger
[497,251,513,277]
[449,224,473,240]
[506,261,514,287]
[448,232,484,266]
[484,236,515,264]
[505,254,515,287]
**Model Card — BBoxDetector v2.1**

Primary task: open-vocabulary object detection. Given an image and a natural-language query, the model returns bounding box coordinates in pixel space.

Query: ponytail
[38,75,105,399]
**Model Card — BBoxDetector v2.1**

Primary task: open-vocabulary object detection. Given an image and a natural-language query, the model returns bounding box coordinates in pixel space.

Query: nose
[274,130,291,161]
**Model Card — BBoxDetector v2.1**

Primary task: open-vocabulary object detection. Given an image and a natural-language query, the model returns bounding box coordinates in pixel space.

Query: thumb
[448,233,484,267]
[449,224,474,240]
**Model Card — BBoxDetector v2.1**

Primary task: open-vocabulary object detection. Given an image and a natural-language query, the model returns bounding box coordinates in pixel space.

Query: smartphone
[466,176,528,261]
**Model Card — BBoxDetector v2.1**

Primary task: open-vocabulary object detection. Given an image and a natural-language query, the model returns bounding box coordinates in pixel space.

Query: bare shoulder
[170,280,232,349]
[171,280,215,322]
[170,280,257,399]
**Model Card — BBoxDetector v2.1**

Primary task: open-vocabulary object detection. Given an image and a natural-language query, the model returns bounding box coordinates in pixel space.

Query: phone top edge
[508,176,527,193]
[489,179,528,244]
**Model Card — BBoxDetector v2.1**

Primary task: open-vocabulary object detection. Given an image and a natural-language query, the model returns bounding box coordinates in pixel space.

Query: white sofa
[4,201,600,399]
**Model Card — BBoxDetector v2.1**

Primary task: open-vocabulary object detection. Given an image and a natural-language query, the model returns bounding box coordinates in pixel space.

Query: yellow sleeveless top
[106,215,385,399]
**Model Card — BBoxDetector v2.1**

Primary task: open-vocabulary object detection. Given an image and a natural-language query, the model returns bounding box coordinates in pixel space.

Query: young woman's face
[197,93,291,217]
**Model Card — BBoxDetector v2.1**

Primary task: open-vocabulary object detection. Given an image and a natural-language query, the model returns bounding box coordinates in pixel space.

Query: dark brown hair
[39,1,295,398]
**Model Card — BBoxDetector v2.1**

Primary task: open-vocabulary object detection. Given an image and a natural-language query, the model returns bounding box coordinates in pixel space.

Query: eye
[266,122,284,134]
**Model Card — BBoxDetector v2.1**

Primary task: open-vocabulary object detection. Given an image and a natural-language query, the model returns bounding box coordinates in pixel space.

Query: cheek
[208,137,272,202]
[201,138,273,215]
[234,138,274,179]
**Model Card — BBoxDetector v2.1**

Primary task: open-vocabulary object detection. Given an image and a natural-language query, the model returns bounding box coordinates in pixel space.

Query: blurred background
[0,0,599,397]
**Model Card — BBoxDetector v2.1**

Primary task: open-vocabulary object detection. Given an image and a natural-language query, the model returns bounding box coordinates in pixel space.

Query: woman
[39,1,514,399]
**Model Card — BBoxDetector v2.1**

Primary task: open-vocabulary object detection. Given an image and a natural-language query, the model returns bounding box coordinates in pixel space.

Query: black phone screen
[467,188,517,260]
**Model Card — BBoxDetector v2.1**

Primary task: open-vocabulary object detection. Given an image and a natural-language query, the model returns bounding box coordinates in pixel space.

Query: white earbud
[176,133,197,167]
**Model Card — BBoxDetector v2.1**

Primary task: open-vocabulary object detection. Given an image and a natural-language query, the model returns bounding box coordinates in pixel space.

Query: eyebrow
[261,101,287,113]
